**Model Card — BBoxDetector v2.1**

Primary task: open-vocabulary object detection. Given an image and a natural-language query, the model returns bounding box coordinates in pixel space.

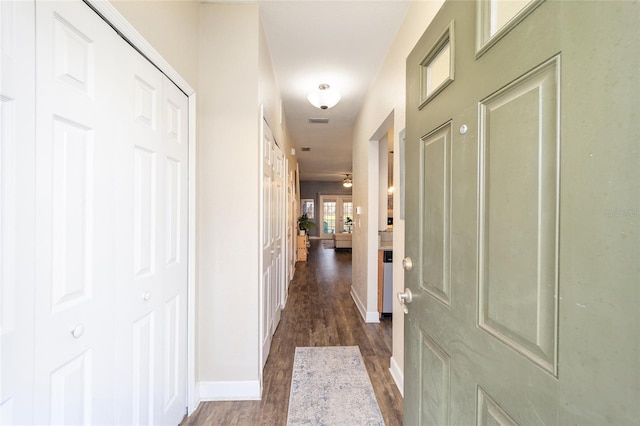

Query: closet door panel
[114,52,166,425]
[161,77,189,423]
[114,51,189,426]
[7,2,191,424]
[0,0,36,423]
[33,1,129,423]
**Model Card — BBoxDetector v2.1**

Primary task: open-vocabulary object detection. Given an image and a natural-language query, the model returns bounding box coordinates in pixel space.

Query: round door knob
[71,324,85,339]
[402,257,413,271]
[143,292,151,301]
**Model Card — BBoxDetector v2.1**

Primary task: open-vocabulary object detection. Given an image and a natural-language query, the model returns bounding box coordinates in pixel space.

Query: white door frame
[83,0,198,414]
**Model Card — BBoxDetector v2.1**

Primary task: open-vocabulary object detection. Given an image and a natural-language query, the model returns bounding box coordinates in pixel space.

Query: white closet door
[261,117,274,368]
[29,1,189,424]
[273,145,284,318]
[159,75,189,425]
[114,50,166,426]
[162,77,189,424]
[260,118,285,374]
[33,1,128,423]
[0,1,36,423]
[114,53,188,425]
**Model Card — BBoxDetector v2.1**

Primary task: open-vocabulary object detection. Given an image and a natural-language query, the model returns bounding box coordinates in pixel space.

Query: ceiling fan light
[308,83,341,110]
[342,174,352,188]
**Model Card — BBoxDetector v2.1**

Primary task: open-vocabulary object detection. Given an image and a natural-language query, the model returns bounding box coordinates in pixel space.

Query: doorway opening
[319,195,353,239]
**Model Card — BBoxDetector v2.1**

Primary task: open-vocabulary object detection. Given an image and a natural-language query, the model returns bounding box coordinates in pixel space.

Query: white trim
[190,380,201,416]
[83,0,194,96]
[258,105,265,395]
[281,158,290,309]
[83,0,198,415]
[365,311,380,323]
[187,94,197,414]
[198,381,262,401]
[350,287,380,323]
[389,356,404,397]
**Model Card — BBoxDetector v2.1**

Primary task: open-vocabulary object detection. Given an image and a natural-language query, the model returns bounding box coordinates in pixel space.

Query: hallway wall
[110,0,199,90]
[351,0,444,391]
[198,2,261,386]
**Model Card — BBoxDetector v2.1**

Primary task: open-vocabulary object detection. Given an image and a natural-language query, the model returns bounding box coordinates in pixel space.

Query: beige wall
[351,0,444,388]
[110,0,199,90]
[197,3,262,382]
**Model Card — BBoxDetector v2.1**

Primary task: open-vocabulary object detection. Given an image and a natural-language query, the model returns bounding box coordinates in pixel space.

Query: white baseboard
[197,380,261,402]
[389,356,404,397]
[188,383,201,415]
[350,287,380,323]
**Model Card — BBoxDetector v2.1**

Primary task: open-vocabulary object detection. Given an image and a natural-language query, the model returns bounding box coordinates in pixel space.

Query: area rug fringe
[286,346,384,425]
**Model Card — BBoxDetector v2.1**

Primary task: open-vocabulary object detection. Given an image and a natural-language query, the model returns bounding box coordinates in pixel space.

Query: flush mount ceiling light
[307,83,341,110]
[343,174,353,188]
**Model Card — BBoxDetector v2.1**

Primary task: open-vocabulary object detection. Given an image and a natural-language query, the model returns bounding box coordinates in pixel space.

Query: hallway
[187,240,403,425]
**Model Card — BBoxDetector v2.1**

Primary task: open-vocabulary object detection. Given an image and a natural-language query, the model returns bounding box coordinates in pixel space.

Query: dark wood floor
[186,239,403,425]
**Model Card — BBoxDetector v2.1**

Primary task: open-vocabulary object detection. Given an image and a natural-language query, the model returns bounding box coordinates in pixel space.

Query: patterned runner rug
[286,346,384,425]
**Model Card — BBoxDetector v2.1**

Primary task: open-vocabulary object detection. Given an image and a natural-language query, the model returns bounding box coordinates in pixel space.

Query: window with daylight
[301,199,314,219]
[342,201,353,232]
[323,201,337,234]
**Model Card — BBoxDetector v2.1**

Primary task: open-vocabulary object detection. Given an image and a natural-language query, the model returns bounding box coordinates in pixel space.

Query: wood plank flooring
[185,239,404,425]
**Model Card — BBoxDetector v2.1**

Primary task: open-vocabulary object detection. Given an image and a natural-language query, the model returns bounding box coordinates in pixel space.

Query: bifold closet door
[113,50,189,425]
[261,119,286,372]
[33,1,128,422]
[31,1,188,424]
[0,0,36,422]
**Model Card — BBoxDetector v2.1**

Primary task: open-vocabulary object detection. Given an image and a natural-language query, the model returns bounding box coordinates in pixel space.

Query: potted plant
[345,216,353,233]
[297,213,316,236]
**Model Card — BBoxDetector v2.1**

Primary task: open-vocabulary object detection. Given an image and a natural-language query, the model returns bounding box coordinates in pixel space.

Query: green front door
[403,1,639,424]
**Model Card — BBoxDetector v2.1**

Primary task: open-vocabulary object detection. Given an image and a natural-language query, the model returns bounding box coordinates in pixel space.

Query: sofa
[333,232,352,249]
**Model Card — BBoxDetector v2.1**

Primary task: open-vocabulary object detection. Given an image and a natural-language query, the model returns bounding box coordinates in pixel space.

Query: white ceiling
[259,1,410,181]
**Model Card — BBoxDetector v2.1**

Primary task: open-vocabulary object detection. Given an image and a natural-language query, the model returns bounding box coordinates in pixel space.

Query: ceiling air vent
[308,118,329,124]
[301,147,311,152]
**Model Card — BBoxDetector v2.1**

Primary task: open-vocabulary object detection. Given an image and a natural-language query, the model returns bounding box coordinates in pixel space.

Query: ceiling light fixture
[343,174,353,188]
[308,83,341,110]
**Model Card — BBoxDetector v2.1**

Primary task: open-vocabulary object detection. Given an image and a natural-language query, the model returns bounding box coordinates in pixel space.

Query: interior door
[33,1,124,422]
[30,2,189,424]
[261,116,275,369]
[114,48,189,426]
[0,1,36,422]
[260,118,285,374]
[273,144,284,321]
[159,75,189,424]
[404,1,639,424]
